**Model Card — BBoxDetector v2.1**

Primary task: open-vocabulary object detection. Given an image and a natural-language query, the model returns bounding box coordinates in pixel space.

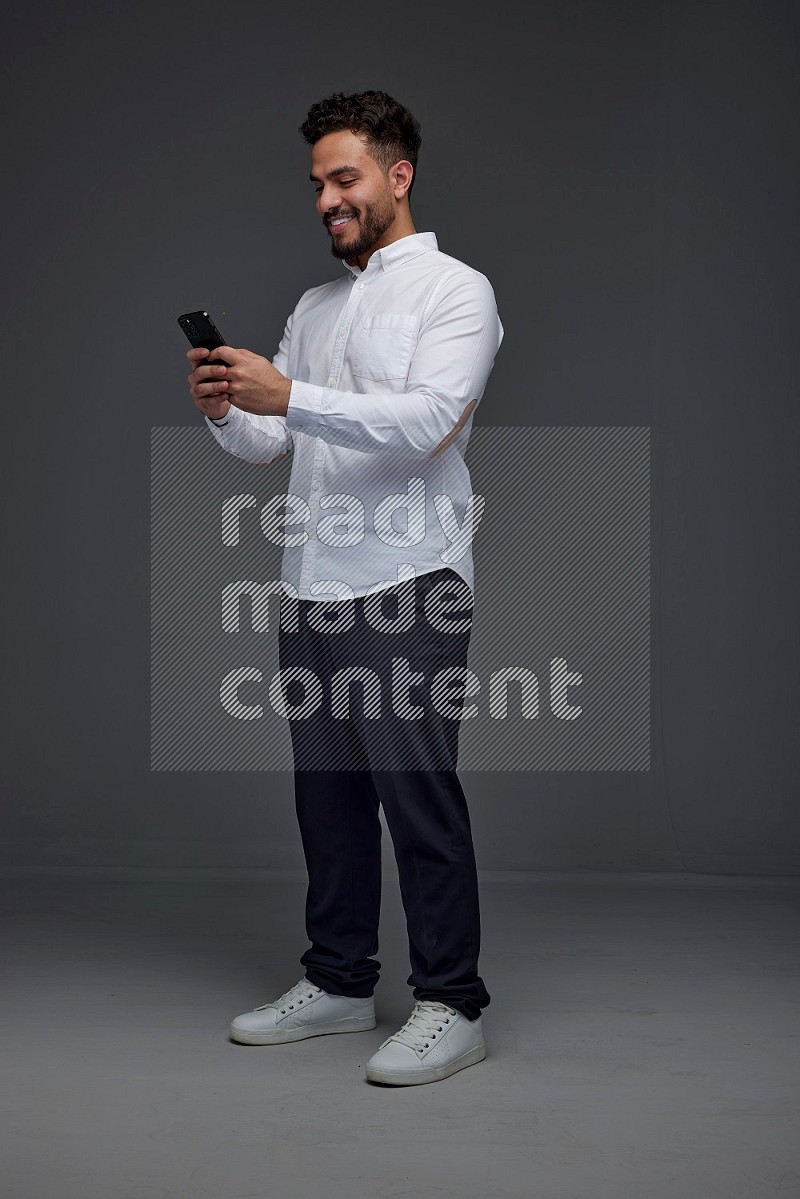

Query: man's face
[310,129,398,264]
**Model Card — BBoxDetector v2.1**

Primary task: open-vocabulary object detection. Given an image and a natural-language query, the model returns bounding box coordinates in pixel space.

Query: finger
[186,346,210,364]
[189,378,227,399]
[197,380,229,397]
[194,362,229,382]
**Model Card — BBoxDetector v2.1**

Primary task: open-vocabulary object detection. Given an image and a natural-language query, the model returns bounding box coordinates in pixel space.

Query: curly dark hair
[299,90,422,194]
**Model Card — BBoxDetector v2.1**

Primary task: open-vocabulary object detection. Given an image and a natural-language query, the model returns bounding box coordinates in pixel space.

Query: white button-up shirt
[205,232,503,601]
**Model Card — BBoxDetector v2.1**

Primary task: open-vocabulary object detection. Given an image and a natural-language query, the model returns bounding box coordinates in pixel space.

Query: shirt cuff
[205,407,239,429]
[285,379,326,437]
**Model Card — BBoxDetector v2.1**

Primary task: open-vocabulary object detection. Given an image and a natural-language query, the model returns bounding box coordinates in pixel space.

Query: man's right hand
[187,347,232,420]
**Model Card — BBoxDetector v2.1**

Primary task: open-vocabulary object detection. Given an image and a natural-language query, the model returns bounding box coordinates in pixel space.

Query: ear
[391,160,414,200]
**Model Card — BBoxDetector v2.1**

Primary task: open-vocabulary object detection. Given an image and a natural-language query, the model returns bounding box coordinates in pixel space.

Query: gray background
[2,0,798,876]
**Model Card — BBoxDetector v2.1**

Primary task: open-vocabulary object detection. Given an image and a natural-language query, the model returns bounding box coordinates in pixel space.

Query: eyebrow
[308,164,362,183]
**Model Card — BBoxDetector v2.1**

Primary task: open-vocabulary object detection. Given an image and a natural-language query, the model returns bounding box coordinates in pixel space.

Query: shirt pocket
[351,314,418,382]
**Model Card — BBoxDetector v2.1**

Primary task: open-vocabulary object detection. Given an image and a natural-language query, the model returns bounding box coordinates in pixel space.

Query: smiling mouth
[327,213,355,233]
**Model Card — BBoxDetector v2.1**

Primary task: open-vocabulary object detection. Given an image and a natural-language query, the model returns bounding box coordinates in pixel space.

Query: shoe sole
[230,1014,376,1045]
[365,1042,486,1085]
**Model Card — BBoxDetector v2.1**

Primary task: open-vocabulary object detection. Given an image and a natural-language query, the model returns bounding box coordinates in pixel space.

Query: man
[187,90,503,1086]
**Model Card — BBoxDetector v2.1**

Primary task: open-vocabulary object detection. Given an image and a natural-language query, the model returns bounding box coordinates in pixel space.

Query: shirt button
[312,481,320,491]
[328,378,335,387]
[339,327,346,336]
[358,282,365,289]
[307,531,315,540]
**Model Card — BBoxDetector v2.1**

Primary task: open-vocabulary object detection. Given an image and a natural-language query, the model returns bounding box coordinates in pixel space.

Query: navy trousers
[277,567,491,1021]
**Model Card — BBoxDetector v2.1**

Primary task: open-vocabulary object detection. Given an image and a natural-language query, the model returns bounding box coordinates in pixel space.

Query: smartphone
[178,310,230,365]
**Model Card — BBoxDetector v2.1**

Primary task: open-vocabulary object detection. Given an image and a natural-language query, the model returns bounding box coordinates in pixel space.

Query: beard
[327,191,396,261]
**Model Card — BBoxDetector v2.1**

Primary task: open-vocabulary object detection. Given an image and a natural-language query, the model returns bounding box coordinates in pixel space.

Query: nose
[317,182,343,215]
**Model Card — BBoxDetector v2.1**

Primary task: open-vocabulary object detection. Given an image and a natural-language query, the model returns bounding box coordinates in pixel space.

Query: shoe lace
[386,1001,456,1054]
[255,980,321,1014]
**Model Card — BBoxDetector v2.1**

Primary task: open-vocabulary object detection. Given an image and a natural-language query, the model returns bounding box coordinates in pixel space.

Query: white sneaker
[230,979,376,1045]
[365,1000,486,1085]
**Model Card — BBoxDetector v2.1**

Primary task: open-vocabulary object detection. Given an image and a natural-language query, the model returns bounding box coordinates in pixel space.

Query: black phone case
[178,311,229,365]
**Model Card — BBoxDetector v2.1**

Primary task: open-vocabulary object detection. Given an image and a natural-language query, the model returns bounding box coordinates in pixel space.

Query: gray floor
[2,870,799,1199]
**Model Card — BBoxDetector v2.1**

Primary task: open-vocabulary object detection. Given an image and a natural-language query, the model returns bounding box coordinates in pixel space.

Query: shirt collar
[342,231,438,279]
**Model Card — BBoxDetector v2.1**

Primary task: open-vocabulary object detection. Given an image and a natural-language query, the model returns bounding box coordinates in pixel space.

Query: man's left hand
[212,346,292,417]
